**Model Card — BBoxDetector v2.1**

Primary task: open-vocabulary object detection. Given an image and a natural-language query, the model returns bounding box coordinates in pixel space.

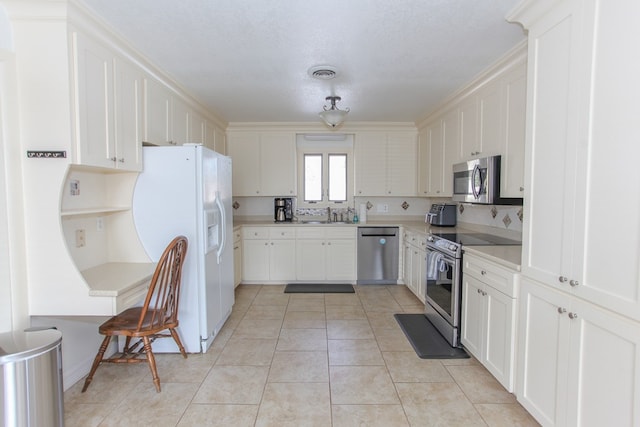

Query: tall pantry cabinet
[508,0,640,425]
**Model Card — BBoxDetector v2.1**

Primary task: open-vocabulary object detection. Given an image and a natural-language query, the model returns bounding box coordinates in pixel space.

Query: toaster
[426,204,457,227]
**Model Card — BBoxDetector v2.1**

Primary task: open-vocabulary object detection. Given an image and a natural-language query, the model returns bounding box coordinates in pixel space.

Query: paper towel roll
[359,203,367,224]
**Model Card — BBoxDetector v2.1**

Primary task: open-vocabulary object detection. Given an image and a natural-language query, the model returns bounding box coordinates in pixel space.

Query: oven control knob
[449,244,457,251]
[427,236,434,242]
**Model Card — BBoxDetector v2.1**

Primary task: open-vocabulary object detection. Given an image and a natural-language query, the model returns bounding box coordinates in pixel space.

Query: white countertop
[82,262,156,297]
[462,245,522,271]
[232,216,522,270]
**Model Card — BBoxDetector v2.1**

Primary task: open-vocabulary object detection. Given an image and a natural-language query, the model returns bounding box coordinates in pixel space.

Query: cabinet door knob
[118,158,125,163]
[558,276,568,283]
[477,289,482,294]
[519,187,525,191]
[569,279,580,287]
[557,307,567,314]
[481,270,487,275]
[568,312,578,319]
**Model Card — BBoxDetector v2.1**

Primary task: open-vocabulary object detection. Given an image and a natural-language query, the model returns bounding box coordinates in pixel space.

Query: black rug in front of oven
[394,314,469,359]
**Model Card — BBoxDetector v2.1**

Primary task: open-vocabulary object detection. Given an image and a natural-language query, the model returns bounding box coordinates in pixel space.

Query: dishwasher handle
[358,227,399,238]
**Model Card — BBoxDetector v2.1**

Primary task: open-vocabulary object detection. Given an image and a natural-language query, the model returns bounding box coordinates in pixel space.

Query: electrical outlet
[96,217,104,232]
[75,229,86,247]
[377,203,389,213]
[70,179,80,196]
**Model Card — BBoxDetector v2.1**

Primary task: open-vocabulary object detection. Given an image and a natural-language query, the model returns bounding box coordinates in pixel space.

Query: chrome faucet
[327,207,332,222]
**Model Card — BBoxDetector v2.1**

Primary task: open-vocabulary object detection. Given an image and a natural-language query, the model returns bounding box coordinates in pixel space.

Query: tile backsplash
[232,196,433,220]
[457,203,524,233]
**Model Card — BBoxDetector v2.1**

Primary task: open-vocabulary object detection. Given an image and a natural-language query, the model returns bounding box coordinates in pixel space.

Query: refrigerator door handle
[215,191,226,264]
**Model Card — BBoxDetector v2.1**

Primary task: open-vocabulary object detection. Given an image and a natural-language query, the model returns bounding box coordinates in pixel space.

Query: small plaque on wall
[26,151,67,158]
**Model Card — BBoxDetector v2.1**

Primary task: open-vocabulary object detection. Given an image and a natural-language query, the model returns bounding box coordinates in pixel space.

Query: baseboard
[63,339,118,391]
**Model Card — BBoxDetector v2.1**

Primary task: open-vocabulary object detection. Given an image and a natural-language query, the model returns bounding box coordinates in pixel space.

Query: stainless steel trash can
[1,329,63,427]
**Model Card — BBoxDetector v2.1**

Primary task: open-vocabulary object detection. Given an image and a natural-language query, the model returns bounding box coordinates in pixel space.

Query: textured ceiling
[79,0,526,124]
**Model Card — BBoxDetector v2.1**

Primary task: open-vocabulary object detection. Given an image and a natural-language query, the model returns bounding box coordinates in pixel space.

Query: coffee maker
[274,198,293,222]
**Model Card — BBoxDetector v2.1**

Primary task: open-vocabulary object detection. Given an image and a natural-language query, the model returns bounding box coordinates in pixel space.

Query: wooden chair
[82,235,189,393]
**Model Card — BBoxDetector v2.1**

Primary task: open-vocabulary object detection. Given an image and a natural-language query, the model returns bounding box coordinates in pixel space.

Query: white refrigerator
[132,144,234,353]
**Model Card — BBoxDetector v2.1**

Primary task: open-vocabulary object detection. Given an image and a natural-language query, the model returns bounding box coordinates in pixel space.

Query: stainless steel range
[424,231,520,347]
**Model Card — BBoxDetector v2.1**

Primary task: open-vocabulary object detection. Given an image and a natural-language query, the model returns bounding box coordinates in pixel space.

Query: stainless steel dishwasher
[357,227,399,284]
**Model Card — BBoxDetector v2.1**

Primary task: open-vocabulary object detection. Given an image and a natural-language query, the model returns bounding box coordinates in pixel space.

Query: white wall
[0,5,29,333]
[0,58,12,332]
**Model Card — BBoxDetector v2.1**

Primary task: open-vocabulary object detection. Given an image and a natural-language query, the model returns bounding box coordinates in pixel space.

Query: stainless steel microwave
[452,155,522,205]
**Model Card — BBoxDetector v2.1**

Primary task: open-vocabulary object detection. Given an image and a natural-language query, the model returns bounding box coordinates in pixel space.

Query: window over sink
[297,134,353,208]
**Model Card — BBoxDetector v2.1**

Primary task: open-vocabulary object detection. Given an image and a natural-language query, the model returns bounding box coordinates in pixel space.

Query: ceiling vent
[308,65,338,80]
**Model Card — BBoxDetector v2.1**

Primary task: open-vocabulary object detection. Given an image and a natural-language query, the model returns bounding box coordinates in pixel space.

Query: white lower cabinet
[517,278,640,426]
[403,230,426,301]
[296,227,356,282]
[241,227,296,282]
[461,252,518,392]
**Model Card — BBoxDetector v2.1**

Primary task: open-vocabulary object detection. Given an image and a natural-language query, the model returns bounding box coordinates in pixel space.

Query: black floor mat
[394,314,469,359]
[284,283,355,293]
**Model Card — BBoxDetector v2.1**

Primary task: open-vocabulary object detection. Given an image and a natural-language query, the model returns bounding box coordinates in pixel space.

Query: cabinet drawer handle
[568,312,578,319]
[569,279,579,287]
[557,307,567,314]
[558,276,568,283]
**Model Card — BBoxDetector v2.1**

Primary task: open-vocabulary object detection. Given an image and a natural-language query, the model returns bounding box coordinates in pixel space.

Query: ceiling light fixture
[319,96,350,128]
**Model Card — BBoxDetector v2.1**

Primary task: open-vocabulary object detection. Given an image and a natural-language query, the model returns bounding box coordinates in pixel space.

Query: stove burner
[429,232,520,246]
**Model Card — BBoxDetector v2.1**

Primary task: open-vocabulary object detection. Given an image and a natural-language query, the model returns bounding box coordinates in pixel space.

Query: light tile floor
[64,284,540,426]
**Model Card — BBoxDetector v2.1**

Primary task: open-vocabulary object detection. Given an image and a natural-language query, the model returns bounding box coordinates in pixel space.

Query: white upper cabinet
[459,79,503,161]
[144,77,213,147]
[189,111,205,145]
[418,46,526,197]
[113,57,143,171]
[204,121,226,154]
[514,0,640,320]
[171,96,190,145]
[228,131,296,196]
[459,96,479,160]
[354,132,387,196]
[477,79,503,158]
[143,77,172,145]
[72,31,114,169]
[499,63,527,197]
[354,131,417,196]
[72,32,142,171]
[421,121,443,196]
